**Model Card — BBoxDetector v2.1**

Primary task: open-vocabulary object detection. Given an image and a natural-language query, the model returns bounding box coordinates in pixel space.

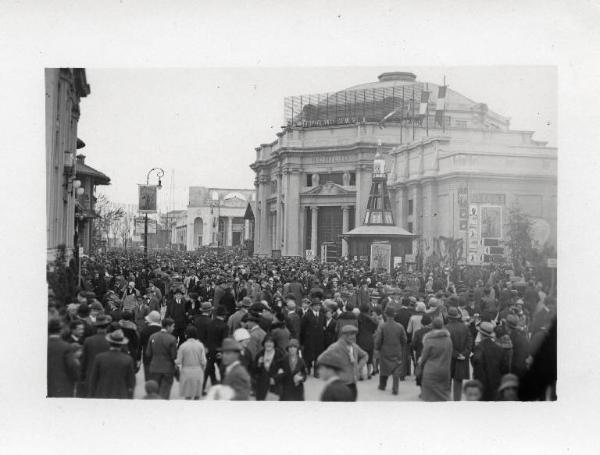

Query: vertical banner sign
[370,242,391,272]
[458,186,469,232]
[467,204,482,265]
[138,185,158,213]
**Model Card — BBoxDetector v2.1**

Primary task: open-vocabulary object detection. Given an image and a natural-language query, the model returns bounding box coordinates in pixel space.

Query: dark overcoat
[88,349,135,399]
[47,337,79,398]
[471,337,510,401]
[300,310,325,365]
[445,319,472,381]
[374,320,407,376]
[279,354,307,401]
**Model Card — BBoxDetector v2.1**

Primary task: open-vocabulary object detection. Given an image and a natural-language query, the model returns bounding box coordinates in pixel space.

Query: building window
[319,172,344,186]
[455,119,467,128]
[306,174,313,187]
[270,180,277,194]
[408,222,414,233]
[408,199,414,216]
[349,172,356,186]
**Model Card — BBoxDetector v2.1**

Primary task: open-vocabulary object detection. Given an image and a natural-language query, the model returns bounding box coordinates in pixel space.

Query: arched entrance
[193,217,203,248]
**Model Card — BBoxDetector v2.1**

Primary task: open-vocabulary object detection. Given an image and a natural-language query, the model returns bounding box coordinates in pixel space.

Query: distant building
[46,68,93,262]
[251,71,557,266]
[177,187,255,251]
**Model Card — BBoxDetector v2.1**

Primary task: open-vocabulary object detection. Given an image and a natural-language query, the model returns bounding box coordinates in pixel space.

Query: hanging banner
[138,185,158,213]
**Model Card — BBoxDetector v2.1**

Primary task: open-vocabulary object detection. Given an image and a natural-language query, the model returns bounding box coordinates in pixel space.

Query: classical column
[227,216,233,246]
[341,205,350,257]
[395,186,406,229]
[285,169,301,256]
[310,206,319,254]
[244,219,250,241]
[259,175,270,255]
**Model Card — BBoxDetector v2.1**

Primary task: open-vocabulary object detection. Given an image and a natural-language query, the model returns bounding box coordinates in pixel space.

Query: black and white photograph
[2,1,600,454]
[44,66,557,402]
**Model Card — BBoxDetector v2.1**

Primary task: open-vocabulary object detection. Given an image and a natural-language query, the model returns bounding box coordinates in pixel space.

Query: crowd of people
[47,249,557,401]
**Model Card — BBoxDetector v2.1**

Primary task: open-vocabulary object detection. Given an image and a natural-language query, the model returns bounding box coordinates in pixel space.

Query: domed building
[250,71,556,266]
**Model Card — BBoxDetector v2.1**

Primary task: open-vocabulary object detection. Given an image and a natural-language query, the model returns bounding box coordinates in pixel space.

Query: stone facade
[46,68,91,262]
[179,187,255,251]
[251,72,557,262]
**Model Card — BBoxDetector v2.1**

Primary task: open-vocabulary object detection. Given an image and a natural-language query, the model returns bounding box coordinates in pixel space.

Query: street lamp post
[144,167,164,258]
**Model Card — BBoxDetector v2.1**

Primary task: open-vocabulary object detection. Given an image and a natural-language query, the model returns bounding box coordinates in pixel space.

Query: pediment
[302,181,352,196]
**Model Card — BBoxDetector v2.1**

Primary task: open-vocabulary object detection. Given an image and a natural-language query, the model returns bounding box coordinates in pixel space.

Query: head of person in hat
[287,338,301,356]
[505,314,520,330]
[447,306,462,320]
[145,310,161,326]
[317,349,346,381]
[94,314,111,329]
[477,321,495,338]
[106,329,129,346]
[497,373,520,401]
[77,303,91,319]
[415,302,427,313]
[233,328,251,348]
[219,337,242,367]
[200,301,213,313]
[340,324,358,345]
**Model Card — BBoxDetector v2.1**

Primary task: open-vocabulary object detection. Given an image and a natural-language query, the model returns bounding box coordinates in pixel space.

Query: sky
[77,66,556,212]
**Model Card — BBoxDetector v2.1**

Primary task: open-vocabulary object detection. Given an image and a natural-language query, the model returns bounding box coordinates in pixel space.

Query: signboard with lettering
[470,193,506,205]
[135,218,157,235]
[546,258,557,268]
[393,256,403,268]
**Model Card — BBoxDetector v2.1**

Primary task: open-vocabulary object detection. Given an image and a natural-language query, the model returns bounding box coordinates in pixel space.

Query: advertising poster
[138,185,158,213]
[480,206,502,238]
[370,242,391,272]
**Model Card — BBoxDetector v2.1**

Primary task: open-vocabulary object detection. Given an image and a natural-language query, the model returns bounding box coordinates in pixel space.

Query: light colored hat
[477,321,495,338]
[415,302,427,313]
[106,329,129,345]
[498,374,519,392]
[233,328,251,342]
[145,311,161,325]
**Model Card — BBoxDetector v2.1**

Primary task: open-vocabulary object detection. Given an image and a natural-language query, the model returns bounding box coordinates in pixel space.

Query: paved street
[134,369,421,401]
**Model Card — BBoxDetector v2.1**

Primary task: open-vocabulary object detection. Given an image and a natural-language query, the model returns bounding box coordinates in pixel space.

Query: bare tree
[95,194,124,248]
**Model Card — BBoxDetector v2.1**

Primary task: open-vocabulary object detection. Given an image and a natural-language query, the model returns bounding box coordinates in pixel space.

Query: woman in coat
[374,306,407,395]
[418,318,452,401]
[253,335,285,400]
[175,325,207,400]
[279,339,307,401]
[357,304,378,379]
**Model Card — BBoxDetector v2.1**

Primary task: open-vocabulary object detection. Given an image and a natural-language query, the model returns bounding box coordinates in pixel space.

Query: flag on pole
[435,85,447,127]
[419,91,430,116]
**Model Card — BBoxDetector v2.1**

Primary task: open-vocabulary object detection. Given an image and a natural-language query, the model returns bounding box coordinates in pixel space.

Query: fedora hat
[447,307,462,320]
[506,314,519,329]
[106,329,129,345]
[477,321,495,338]
[93,314,111,327]
[145,311,161,325]
[201,301,213,312]
[219,338,242,353]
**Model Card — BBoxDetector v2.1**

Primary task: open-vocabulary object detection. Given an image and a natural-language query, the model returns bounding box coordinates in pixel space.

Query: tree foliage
[46,244,78,306]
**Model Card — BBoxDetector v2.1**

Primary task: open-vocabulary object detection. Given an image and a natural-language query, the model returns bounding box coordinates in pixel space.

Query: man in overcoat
[445,306,473,401]
[300,295,326,377]
[88,329,136,399]
[374,306,407,395]
[471,321,510,401]
[147,317,178,399]
[47,319,80,398]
